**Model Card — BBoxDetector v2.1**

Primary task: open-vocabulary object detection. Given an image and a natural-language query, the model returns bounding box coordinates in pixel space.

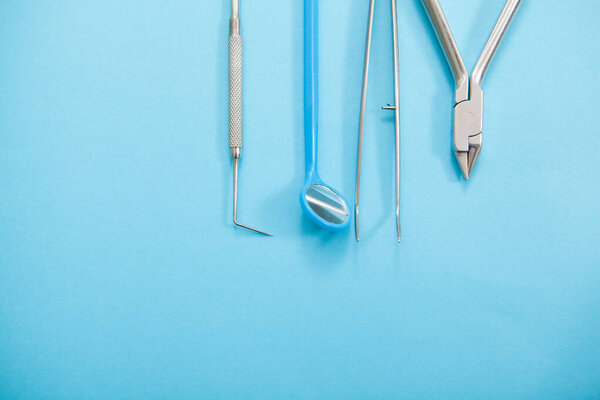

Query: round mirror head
[303,184,350,227]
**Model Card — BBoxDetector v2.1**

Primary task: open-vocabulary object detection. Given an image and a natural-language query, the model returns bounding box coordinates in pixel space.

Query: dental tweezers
[355,0,402,242]
[421,0,521,179]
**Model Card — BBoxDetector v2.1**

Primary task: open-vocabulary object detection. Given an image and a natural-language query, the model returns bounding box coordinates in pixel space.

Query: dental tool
[421,0,521,179]
[355,0,402,242]
[300,0,351,231]
[228,0,271,236]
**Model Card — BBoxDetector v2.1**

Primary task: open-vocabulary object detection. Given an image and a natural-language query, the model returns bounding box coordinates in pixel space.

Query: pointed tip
[468,146,481,178]
[456,151,470,180]
[255,229,273,237]
[355,209,360,242]
[234,220,272,236]
[466,134,482,178]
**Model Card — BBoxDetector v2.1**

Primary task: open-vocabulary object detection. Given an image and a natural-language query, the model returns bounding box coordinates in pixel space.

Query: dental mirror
[301,183,350,229]
[300,0,350,231]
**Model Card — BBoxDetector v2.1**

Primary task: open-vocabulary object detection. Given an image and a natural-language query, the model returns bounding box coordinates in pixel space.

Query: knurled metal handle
[229,34,243,149]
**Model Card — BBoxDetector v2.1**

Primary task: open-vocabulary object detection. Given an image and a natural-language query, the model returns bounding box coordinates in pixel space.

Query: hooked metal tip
[232,157,272,236]
[233,219,272,236]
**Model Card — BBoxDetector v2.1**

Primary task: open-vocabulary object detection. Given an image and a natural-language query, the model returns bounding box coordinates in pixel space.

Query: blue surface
[1,0,599,398]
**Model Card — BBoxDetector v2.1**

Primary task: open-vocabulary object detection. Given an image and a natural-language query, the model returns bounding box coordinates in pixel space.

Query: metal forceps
[421,0,521,179]
[355,0,402,242]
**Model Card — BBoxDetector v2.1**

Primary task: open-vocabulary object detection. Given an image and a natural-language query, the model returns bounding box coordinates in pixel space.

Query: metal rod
[391,0,401,243]
[355,0,375,242]
[231,0,239,18]
[472,0,521,86]
[421,0,469,102]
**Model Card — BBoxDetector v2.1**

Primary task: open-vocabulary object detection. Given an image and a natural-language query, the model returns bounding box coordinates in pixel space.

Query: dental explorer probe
[229,0,271,236]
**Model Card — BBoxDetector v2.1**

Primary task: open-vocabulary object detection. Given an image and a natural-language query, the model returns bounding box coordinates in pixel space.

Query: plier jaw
[453,83,483,180]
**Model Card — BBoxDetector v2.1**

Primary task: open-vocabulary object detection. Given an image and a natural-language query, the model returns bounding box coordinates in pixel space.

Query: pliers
[421,0,521,179]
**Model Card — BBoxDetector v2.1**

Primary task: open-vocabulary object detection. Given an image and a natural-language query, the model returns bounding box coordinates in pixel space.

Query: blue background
[1,0,599,398]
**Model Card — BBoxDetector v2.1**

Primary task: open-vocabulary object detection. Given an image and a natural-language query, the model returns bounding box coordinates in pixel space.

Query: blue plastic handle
[300,0,350,231]
[304,0,318,180]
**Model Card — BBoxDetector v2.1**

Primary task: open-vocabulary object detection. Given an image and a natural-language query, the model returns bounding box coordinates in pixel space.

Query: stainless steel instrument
[421,0,522,180]
[355,0,402,242]
[229,0,271,236]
